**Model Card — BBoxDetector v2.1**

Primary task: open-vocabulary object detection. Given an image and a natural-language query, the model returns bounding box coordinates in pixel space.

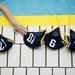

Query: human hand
[13,23,27,36]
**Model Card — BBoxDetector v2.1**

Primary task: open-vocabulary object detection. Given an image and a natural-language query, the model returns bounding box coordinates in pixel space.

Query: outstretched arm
[0,4,27,35]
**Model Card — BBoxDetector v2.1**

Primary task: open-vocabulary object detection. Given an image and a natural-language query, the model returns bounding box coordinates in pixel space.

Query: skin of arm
[0,4,27,35]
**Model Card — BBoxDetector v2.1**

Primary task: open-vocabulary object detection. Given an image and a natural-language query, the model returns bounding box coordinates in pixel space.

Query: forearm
[0,4,27,35]
[0,4,17,25]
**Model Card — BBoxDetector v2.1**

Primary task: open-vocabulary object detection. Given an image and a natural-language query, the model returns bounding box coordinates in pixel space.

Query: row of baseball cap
[0,27,75,53]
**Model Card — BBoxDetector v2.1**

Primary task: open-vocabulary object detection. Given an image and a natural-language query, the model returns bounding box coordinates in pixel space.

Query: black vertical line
[65,68,66,75]
[71,51,73,67]
[0,68,1,75]
[7,50,9,67]
[39,68,40,75]
[27,26,28,31]
[26,68,27,75]
[58,49,60,67]
[19,44,21,67]
[52,68,53,75]
[1,26,3,35]
[39,26,41,31]
[64,26,67,75]
[45,45,47,67]
[12,68,14,75]
[32,48,34,67]
[52,26,53,29]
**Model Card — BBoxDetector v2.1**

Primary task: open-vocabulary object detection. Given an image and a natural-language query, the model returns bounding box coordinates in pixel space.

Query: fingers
[19,26,27,35]
[15,28,24,36]
[13,25,27,36]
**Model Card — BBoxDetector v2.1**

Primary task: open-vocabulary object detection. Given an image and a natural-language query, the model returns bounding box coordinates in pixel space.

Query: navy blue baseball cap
[44,27,65,50]
[23,30,46,49]
[0,34,13,53]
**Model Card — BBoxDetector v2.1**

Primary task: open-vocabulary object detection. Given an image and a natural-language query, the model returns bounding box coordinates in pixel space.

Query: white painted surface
[21,45,32,67]
[47,47,58,67]
[8,45,20,67]
[53,68,65,75]
[3,27,14,41]
[60,47,71,67]
[14,68,26,75]
[1,68,12,75]
[27,68,39,75]
[66,68,75,75]
[34,45,45,67]
[40,68,52,75]
[0,53,7,67]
